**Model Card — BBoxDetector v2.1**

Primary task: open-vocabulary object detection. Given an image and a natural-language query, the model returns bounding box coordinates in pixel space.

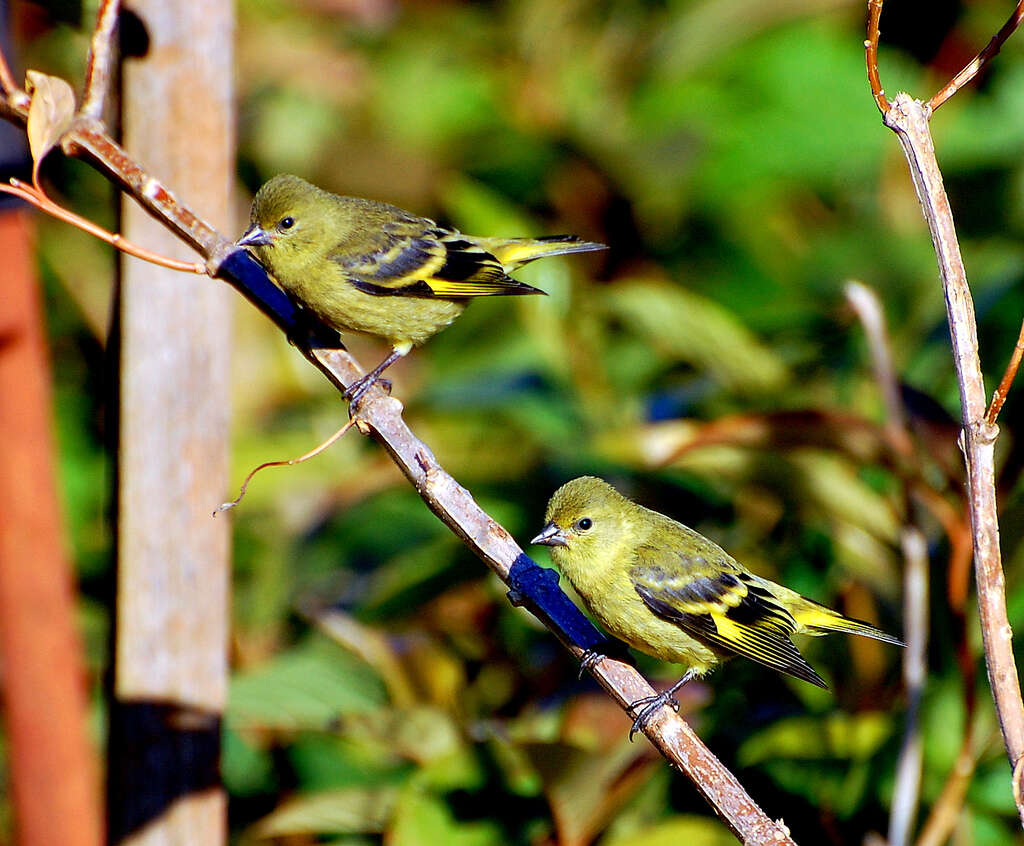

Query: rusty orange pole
[0,206,104,846]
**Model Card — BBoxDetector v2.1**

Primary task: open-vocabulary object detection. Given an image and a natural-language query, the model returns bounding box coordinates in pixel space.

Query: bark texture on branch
[883,92,1024,826]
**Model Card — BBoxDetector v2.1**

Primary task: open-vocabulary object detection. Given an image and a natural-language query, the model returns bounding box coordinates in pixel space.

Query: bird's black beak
[237,225,273,248]
[531,522,569,548]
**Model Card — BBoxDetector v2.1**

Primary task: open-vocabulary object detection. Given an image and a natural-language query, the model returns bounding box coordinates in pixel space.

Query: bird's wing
[331,219,544,299]
[630,551,827,688]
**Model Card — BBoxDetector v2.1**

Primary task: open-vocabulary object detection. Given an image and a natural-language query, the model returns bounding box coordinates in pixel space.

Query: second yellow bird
[532,476,903,735]
[238,174,605,405]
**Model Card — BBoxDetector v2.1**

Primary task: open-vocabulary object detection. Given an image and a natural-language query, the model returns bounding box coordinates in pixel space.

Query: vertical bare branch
[845,281,910,449]
[80,0,121,120]
[881,91,1024,827]
[845,281,929,846]
[890,528,928,846]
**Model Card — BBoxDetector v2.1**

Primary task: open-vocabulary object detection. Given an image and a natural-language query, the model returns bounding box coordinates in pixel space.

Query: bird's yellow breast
[552,519,720,674]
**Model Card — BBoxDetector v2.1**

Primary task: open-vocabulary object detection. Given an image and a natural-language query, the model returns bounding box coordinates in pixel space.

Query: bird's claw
[627,691,680,741]
[344,376,391,412]
[578,649,604,679]
[626,669,696,741]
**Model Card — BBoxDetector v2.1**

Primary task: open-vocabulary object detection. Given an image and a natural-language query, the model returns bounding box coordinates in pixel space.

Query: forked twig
[0,178,205,273]
[985,315,1024,425]
[865,2,1024,824]
[930,2,1024,111]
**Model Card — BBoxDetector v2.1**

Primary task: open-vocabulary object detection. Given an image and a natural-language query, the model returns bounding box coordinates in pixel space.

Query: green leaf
[388,788,505,846]
[250,786,398,838]
[229,636,387,730]
[223,728,276,797]
[605,278,789,394]
[739,711,893,766]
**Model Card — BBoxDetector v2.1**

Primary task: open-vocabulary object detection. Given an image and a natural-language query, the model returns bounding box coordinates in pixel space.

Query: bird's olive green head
[237,174,344,267]
[531,476,636,564]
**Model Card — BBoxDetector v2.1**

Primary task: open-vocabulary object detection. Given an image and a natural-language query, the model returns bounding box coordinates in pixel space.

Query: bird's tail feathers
[795,602,904,646]
[481,235,607,268]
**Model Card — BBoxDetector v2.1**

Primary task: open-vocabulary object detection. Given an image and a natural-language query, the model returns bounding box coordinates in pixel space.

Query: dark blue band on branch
[216,248,342,348]
[507,553,609,653]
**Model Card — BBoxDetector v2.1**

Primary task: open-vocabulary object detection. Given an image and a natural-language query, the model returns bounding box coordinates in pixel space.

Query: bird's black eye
[576,517,593,532]
[278,216,295,231]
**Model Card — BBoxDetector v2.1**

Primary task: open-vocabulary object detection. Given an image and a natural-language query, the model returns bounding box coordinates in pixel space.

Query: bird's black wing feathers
[334,223,543,299]
[631,563,828,688]
[427,231,543,296]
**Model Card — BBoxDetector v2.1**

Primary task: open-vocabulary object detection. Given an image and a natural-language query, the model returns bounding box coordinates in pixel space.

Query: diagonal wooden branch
[879,91,1024,828]
[0,45,798,846]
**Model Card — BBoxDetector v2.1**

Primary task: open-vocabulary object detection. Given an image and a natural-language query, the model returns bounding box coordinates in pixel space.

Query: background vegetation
[12,0,1024,842]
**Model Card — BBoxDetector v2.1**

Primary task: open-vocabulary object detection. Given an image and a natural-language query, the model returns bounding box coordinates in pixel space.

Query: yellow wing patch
[633,568,828,688]
[338,230,546,299]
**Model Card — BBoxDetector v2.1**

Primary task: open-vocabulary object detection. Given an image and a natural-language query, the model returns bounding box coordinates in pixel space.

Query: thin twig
[929,1,1024,112]
[890,527,928,846]
[883,91,1024,828]
[66,117,228,261]
[985,315,1024,425]
[0,43,798,846]
[844,281,929,846]
[0,34,18,99]
[80,0,122,120]
[0,179,205,273]
[845,281,911,453]
[865,0,890,115]
[0,36,27,110]
[913,721,986,846]
[215,419,357,514]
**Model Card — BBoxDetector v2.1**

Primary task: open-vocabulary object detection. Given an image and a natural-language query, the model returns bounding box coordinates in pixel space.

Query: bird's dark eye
[576,517,593,531]
[278,216,295,231]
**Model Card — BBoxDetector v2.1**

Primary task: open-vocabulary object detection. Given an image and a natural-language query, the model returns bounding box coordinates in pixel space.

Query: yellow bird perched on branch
[238,174,605,405]
[532,476,903,737]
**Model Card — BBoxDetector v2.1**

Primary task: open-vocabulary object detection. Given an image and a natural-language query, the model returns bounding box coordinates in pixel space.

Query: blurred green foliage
[15,0,1024,843]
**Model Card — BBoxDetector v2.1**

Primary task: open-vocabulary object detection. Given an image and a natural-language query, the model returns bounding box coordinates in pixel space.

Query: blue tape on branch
[216,249,342,348]
[507,553,609,653]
